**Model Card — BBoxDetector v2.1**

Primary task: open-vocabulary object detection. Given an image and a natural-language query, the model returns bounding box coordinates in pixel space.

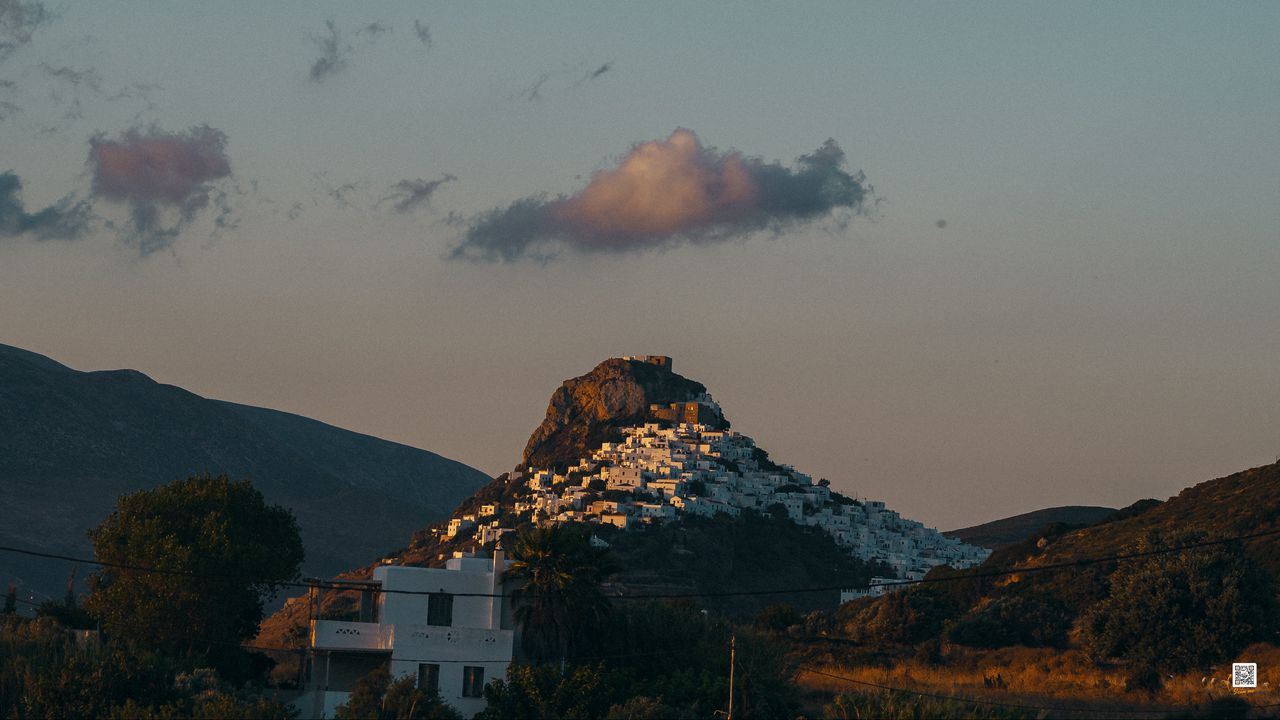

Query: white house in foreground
[294,550,516,719]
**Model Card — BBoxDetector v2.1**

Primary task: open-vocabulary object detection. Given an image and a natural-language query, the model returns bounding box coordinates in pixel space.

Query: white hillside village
[442,357,990,598]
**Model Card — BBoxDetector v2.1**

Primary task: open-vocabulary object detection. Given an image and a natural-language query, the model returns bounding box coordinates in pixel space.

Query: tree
[475,664,614,720]
[506,525,618,664]
[1081,533,1278,672]
[84,475,304,668]
[335,665,461,720]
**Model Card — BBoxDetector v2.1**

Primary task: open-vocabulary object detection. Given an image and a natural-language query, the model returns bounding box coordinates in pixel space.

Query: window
[462,666,485,698]
[426,592,453,626]
[417,663,439,694]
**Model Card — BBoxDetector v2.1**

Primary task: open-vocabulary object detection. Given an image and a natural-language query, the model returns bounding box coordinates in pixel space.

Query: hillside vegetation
[819,461,1280,709]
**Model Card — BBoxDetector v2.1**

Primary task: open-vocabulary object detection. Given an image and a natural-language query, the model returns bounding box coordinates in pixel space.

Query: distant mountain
[944,505,1118,550]
[0,343,490,603]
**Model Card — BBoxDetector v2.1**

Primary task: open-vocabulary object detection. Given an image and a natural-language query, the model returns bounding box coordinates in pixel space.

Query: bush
[945,594,1073,648]
[1080,533,1278,672]
[845,588,960,646]
[335,665,460,720]
[0,614,293,719]
[754,604,802,633]
[475,664,612,720]
[605,695,692,720]
[824,690,1036,719]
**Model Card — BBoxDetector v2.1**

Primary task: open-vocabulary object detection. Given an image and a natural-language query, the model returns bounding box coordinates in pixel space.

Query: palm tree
[506,525,618,666]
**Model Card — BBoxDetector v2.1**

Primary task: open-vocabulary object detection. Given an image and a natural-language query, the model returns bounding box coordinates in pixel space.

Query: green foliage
[334,665,461,720]
[824,690,1036,719]
[945,593,1073,648]
[476,601,795,720]
[608,601,797,719]
[37,597,95,630]
[0,614,294,719]
[842,586,962,646]
[107,668,297,719]
[754,603,803,633]
[475,664,613,720]
[1080,533,1278,672]
[607,511,888,617]
[507,524,619,663]
[84,475,304,669]
[604,695,692,720]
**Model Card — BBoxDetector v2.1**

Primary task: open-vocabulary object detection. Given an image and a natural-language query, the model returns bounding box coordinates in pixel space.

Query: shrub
[1080,533,1278,672]
[335,666,460,720]
[945,594,1073,648]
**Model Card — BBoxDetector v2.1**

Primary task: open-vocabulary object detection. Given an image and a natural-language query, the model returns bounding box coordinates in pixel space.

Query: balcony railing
[311,619,394,652]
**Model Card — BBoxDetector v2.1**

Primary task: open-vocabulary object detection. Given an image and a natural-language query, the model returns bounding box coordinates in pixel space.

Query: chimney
[490,546,505,630]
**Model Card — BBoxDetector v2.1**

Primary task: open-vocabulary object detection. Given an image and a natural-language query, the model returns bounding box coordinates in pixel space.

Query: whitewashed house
[839,576,902,603]
[296,550,516,719]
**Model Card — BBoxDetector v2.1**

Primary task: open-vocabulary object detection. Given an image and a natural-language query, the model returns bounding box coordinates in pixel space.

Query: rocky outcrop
[521,357,724,470]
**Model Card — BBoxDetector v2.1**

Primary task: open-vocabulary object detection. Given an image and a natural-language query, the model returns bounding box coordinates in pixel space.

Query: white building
[839,576,903,603]
[295,550,516,719]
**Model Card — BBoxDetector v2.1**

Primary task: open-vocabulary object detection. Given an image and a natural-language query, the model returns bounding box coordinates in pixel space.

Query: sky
[2,1,1278,530]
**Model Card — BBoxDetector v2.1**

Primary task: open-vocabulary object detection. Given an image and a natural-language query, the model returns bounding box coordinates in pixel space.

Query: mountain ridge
[0,342,490,602]
[944,505,1119,550]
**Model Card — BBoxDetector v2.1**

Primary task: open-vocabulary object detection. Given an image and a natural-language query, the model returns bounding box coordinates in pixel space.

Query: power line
[2,525,1278,601]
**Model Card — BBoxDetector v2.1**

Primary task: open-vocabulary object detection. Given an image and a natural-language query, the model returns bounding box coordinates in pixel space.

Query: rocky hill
[944,505,1118,550]
[259,356,989,653]
[0,343,489,602]
[521,355,721,470]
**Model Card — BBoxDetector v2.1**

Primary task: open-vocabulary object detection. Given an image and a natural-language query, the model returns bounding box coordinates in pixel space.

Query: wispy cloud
[412,20,431,49]
[0,170,92,241]
[582,62,612,83]
[309,19,398,82]
[308,19,350,82]
[0,0,53,63]
[515,60,615,101]
[378,174,456,214]
[310,172,363,209]
[87,124,233,255]
[39,63,102,93]
[357,21,390,40]
[451,129,870,262]
[516,73,550,102]
[0,79,18,121]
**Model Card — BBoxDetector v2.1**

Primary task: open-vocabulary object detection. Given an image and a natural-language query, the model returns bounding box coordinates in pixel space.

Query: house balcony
[311,619,395,652]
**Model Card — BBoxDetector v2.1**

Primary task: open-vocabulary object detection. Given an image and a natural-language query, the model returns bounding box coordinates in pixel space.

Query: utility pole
[727,634,736,720]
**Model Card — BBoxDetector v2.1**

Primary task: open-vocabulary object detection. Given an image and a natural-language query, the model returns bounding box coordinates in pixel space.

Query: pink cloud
[452,129,867,262]
[87,125,232,254]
